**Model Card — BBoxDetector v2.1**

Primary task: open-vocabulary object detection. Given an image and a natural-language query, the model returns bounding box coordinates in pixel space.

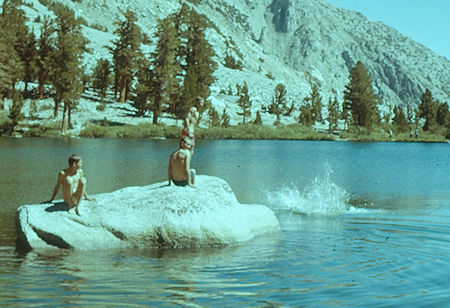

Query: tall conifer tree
[36,17,55,99]
[436,102,449,128]
[254,110,263,125]
[270,83,287,124]
[207,105,220,127]
[418,89,438,132]
[221,108,230,127]
[8,91,24,132]
[237,82,252,124]
[393,105,408,132]
[175,5,216,118]
[149,16,181,123]
[22,30,37,93]
[299,102,313,127]
[92,58,112,102]
[305,83,323,123]
[51,4,87,132]
[111,10,142,103]
[343,61,380,128]
[132,58,153,117]
[0,0,27,90]
[0,31,22,107]
[327,96,340,130]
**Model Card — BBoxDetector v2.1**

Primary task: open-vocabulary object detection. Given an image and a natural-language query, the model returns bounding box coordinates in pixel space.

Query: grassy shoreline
[80,123,449,143]
[79,123,337,141]
[0,109,447,142]
[5,120,446,143]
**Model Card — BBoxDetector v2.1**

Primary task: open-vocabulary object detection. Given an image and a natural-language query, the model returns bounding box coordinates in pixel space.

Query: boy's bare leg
[73,177,87,216]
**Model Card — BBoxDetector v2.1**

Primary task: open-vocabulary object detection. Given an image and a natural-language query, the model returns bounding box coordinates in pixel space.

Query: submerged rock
[16,175,280,251]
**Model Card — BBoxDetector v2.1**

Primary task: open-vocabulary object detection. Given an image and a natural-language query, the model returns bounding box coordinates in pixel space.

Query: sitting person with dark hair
[47,154,92,215]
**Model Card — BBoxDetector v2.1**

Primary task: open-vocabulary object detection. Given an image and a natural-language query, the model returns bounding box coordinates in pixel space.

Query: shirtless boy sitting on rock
[168,137,196,187]
[47,154,92,215]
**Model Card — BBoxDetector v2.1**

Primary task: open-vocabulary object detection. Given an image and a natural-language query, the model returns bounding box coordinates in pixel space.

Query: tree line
[0,1,216,132]
[229,60,448,139]
[1,0,89,133]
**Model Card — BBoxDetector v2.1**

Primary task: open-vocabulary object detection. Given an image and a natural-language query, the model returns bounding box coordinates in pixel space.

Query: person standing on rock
[47,154,92,215]
[168,137,196,187]
[181,97,204,155]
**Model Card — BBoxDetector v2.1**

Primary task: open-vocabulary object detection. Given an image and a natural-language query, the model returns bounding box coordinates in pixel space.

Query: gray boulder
[16,175,280,251]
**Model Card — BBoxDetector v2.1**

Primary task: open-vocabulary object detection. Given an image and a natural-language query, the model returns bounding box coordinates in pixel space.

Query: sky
[326,0,450,60]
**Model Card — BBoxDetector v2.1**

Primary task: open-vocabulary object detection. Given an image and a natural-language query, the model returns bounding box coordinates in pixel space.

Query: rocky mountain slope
[19,0,450,124]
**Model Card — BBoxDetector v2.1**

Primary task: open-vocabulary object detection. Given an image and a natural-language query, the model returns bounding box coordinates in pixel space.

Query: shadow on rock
[45,202,69,212]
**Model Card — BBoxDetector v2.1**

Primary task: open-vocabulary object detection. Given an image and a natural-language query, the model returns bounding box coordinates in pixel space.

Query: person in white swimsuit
[180,97,204,155]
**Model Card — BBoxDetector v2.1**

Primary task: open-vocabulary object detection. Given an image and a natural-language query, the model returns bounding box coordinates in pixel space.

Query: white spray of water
[266,164,354,215]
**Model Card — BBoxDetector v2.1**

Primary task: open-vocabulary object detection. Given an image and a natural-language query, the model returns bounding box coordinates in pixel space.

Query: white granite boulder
[16,175,280,251]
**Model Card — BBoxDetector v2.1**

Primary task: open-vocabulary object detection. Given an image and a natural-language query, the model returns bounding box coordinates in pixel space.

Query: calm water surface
[0,138,449,306]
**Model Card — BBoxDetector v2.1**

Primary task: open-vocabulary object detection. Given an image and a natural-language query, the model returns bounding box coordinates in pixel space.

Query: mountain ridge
[18,0,450,124]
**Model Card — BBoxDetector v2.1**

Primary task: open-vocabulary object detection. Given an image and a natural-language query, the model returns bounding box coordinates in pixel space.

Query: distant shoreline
[1,96,448,143]
[3,122,448,143]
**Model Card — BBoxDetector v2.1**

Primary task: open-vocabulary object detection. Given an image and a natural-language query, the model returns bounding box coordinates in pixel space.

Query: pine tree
[132,82,151,117]
[8,90,24,132]
[299,102,313,127]
[149,16,181,123]
[327,96,340,130]
[0,41,9,108]
[92,58,112,102]
[36,17,55,99]
[221,108,230,127]
[1,0,38,95]
[132,58,152,117]
[51,4,88,132]
[418,89,438,132]
[392,106,408,132]
[254,110,263,125]
[111,10,143,103]
[207,105,220,127]
[270,83,287,124]
[436,102,449,128]
[305,83,322,123]
[343,61,380,128]
[0,0,26,93]
[175,5,217,118]
[22,30,38,94]
[341,98,351,130]
[236,82,252,124]
[0,33,22,107]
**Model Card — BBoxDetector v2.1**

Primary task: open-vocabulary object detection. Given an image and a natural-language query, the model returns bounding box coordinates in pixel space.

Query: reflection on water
[2,208,450,306]
[1,233,280,306]
[1,138,449,306]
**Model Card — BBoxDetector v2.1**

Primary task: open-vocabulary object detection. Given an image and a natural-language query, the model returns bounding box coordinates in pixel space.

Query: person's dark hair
[195,96,205,108]
[180,137,192,149]
[68,154,82,166]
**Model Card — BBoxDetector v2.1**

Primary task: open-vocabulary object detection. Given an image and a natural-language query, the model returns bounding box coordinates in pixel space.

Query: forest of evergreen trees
[0,1,216,133]
[0,0,448,140]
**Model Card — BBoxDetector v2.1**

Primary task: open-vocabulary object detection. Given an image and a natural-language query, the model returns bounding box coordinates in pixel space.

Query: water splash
[266,164,353,215]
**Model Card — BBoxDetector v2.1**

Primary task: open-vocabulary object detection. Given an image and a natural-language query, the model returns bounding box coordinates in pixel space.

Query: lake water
[0,138,449,306]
